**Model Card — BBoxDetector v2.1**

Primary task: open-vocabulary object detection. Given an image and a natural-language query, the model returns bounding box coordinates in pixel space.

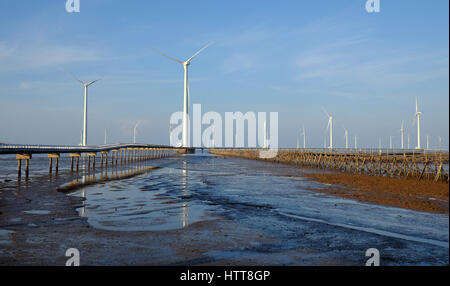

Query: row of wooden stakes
[15,148,177,179]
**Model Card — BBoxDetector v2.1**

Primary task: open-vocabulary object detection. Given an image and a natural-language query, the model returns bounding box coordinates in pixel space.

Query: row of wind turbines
[298,97,441,150]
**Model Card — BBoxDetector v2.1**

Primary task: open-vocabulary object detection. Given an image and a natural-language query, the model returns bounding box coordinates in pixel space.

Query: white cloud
[0,41,101,72]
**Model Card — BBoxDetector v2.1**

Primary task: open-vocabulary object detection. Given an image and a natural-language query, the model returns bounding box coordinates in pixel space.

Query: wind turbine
[413,97,422,149]
[148,42,213,147]
[302,124,306,148]
[408,134,410,149]
[439,136,442,151]
[389,135,393,149]
[323,108,333,149]
[400,121,404,149]
[354,135,358,149]
[426,134,429,150]
[343,127,349,149]
[133,122,140,144]
[66,72,101,147]
[104,128,107,145]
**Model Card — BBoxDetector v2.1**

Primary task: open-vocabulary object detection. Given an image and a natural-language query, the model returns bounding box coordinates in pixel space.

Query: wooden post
[16,154,32,178]
[18,159,22,178]
[87,153,97,169]
[25,159,30,177]
[70,153,81,172]
[48,154,60,174]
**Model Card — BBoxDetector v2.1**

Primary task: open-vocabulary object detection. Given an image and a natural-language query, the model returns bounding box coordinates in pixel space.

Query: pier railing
[0,143,182,179]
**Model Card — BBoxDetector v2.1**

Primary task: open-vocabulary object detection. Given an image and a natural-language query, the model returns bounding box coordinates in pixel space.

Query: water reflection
[182,160,188,228]
[61,157,216,232]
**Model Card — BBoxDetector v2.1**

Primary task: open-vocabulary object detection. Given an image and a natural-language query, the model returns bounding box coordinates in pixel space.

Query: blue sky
[0,0,448,148]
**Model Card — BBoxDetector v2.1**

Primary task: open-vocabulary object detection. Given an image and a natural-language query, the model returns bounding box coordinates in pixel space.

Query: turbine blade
[322,107,330,118]
[86,79,101,86]
[186,42,213,63]
[60,68,85,85]
[148,46,184,64]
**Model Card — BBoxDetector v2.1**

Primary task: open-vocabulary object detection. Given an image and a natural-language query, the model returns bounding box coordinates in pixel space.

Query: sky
[0,0,448,149]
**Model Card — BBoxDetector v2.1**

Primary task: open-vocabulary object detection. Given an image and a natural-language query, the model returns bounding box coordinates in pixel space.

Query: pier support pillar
[48,154,60,174]
[16,154,31,178]
[87,153,97,169]
[70,153,81,172]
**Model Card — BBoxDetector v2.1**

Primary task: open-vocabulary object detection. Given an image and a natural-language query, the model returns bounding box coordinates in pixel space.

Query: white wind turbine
[354,135,358,149]
[323,108,333,149]
[66,72,101,147]
[400,121,404,149]
[148,42,213,147]
[133,122,140,144]
[343,127,349,149]
[413,97,422,149]
[302,124,306,148]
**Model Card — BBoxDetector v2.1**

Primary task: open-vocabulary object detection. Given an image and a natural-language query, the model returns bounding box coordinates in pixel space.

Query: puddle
[0,229,15,245]
[69,166,218,231]
[23,210,51,215]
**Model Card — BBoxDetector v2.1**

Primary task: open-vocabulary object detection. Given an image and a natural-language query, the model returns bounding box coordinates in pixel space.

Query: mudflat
[304,172,449,214]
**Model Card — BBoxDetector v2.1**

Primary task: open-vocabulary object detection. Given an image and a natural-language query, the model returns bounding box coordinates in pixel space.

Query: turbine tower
[354,135,357,149]
[413,97,422,149]
[149,42,213,147]
[133,122,140,144]
[66,72,100,146]
[323,108,333,149]
[302,124,306,148]
[400,121,404,149]
[343,127,349,149]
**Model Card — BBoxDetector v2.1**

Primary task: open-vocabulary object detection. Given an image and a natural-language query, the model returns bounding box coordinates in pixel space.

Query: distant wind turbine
[413,97,422,149]
[302,124,306,148]
[390,135,393,149]
[323,108,333,149]
[354,135,358,149]
[148,42,213,147]
[400,121,404,149]
[65,71,101,147]
[343,126,349,149]
[104,128,107,145]
[133,122,140,144]
[426,134,429,150]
